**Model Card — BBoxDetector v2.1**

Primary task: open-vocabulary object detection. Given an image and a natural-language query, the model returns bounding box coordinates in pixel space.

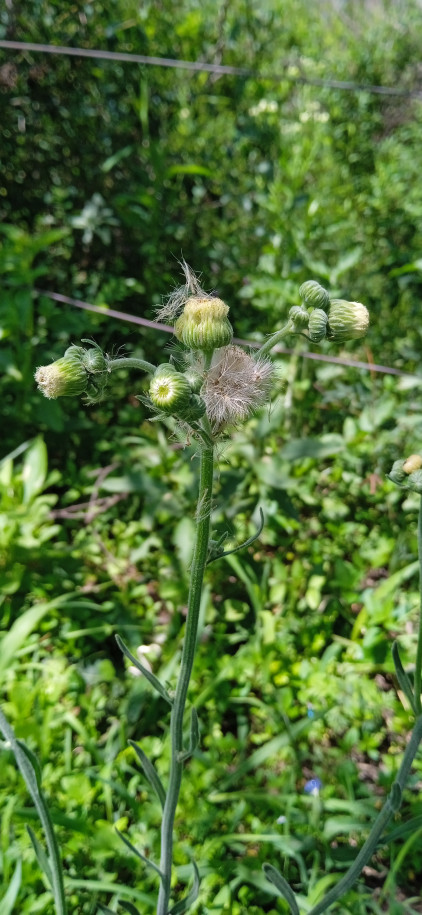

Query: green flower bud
[183,369,203,394]
[403,454,422,474]
[35,345,108,399]
[174,296,233,352]
[299,280,330,310]
[388,459,407,485]
[308,308,328,343]
[388,455,422,491]
[327,300,370,342]
[149,365,192,414]
[178,394,206,422]
[288,305,309,330]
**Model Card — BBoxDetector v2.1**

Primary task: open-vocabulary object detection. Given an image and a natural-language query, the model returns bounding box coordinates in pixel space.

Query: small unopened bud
[174,296,233,352]
[388,455,422,492]
[403,454,422,474]
[183,369,203,394]
[327,300,369,342]
[149,364,192,414]
[289,306,309,330]
[308,308,328,343]
[299,280,330,310]
[35,345,108,399]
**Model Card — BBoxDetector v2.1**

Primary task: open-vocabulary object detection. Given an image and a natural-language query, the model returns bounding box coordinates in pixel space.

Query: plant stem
[108,356,156,373]
[414,493,422,713]
[156,443,214,914]
[254,321,295,360]
[307,714,422,915]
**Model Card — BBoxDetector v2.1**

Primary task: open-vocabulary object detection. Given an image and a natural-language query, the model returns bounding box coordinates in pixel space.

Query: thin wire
[1,39,421,99]
[35,288,422,381]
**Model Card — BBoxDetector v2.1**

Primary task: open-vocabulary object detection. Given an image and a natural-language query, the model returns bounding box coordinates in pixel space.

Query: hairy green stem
[414,493,422,713]
[107,356,156,374]
[254,321,295,360]
[307,714,422,915]
[156,443,214,914]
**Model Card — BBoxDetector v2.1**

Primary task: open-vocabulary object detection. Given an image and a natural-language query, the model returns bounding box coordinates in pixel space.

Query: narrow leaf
[127,740,166,809]
[17,739,43,788]
[118,902,141,915]
[0,709,67,915]
[169,858,201,915]
[0,858,22,915]
[96,905,116,914]
[115,829,164,880]
[208,508,264,564]
[115,635,172,705]
[263,864,300,915]
[26,825,53,886]
[392,641,416,712]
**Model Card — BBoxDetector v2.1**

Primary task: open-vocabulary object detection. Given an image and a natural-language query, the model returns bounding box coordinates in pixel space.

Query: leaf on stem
[115,829,165,881]
[115,635,173,705]
[263,864,300,915]
[117,901,141,914]
[207,508,264,565]
[392,641,416,713]
[177,707,200,762]
[168,858,200,915]
[127,740,166,809]
[26,825,53,886]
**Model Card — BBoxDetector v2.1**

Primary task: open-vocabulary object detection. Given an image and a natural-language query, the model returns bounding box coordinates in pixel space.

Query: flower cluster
[35,343,110,402]
[34,269,370,443]
[290,280,370,344]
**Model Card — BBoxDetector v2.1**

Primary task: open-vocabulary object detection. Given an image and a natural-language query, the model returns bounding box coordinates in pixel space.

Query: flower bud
[289,305,309,330]
[403,454,422,474]
[183,369,203,394]
[35,344,108,399]
[174,296,233,352]
[178,394,206,422]
[388,459,407,485]
[327,300,369,342]
[149,365,192,414]
[388,455,422,492]
[299,280,330,310]
[308,308,328,342]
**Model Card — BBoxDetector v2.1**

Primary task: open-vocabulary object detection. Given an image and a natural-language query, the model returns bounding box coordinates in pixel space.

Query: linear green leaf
[392,641,416,712]
[127,740,166,809]
[168,858,201,915]
[115,635,172,705]
[115,829,164,880]
[263,864,300,915]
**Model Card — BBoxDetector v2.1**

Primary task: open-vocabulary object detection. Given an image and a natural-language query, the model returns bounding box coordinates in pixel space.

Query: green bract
[327,299,370,342]
[149,364,192,413]
[299,280,330,310]
[34,345,108,399]
[308,308,328,342]
[174,296,233,352]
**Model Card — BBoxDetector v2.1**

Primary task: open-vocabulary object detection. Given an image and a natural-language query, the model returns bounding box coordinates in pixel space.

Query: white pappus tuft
[202,345,273,432]
[156,260,212,322]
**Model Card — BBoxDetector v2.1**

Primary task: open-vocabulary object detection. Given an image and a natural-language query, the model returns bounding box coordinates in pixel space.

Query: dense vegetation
[2,1,422,912]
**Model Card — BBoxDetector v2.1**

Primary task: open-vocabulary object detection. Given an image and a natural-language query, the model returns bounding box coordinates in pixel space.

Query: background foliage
[1,0,422,912]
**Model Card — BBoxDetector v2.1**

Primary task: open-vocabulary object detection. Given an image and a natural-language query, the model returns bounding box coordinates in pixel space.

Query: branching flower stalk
[29,268,413,915]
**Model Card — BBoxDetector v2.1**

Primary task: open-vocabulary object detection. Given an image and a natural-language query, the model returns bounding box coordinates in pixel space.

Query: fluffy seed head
[202,345,273,432]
